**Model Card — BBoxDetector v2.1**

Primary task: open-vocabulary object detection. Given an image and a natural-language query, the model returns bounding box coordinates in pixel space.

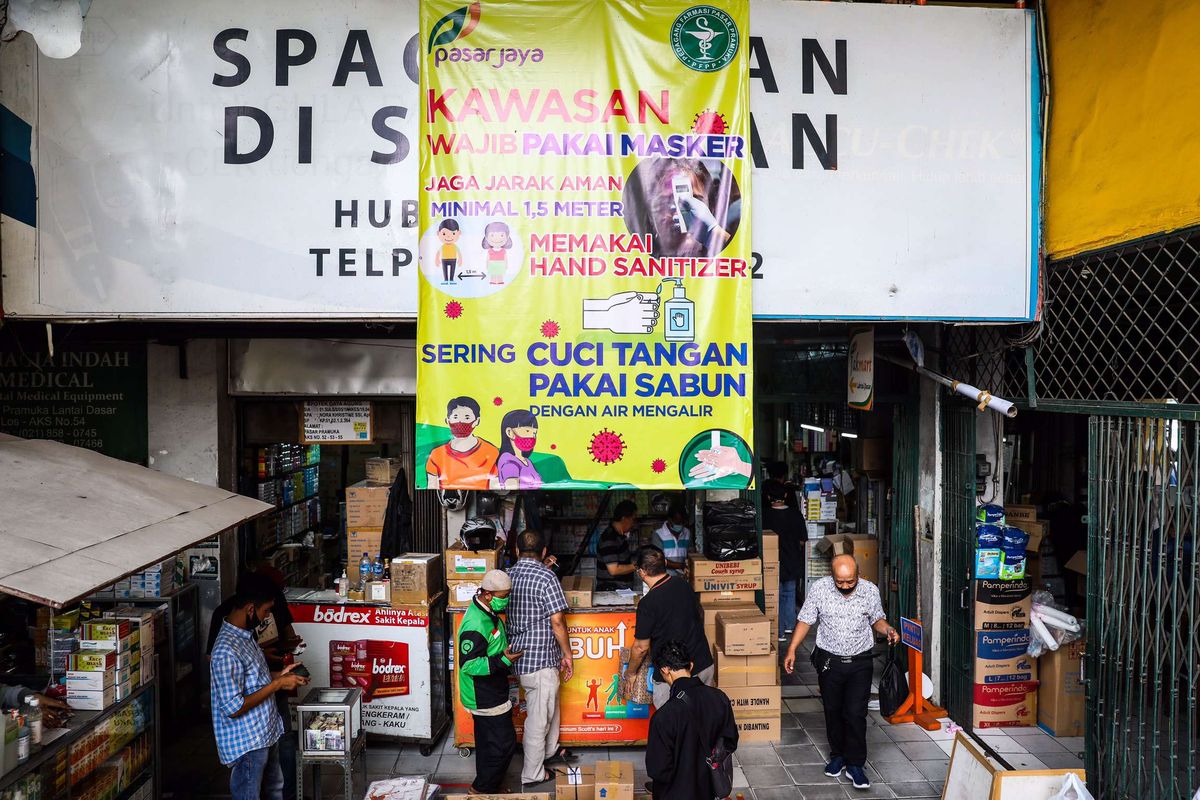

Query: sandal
[522,770,555,788]
[544,747,578,764]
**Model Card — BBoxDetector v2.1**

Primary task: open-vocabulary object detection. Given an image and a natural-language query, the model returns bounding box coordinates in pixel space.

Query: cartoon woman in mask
[495,409,542,489]
[481,221,513,285]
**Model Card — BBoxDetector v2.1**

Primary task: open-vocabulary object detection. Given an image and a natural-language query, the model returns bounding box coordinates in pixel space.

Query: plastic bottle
[660,278,695,342]
[358,553,372,592]
[337,570,349,598]
[373,555,386,582]
[15,712,29,764]
[24,698,42,746]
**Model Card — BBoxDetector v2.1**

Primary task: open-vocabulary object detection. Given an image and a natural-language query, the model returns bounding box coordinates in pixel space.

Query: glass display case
[297,687,362,759]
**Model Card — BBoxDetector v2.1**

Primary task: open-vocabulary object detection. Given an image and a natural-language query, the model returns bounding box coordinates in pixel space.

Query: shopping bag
[1049,773,1095,800]
[877,644,908,717]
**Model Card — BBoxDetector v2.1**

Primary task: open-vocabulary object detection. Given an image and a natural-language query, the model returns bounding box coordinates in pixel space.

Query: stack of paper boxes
[345,481,390,589]
[972,504,1038,728]
[686,551,781,744]
[103,607,162,686]
[762,531,780,629]
[443,543,505,609]
[68,620,139,710]
[388,553,445,607]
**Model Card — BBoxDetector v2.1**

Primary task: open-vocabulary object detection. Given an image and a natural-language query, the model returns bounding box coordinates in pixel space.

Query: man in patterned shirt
[506,530,575,786]
[211,583,308,800]
[783,554,899,791]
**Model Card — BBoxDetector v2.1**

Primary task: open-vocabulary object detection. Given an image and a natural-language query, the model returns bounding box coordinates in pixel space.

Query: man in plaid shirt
[506,530,576,786]
[210,583,308,800]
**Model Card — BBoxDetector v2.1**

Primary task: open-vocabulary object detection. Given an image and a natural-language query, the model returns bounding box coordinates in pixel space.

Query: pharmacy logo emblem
[670,6,739,72]
[428,1,482,53]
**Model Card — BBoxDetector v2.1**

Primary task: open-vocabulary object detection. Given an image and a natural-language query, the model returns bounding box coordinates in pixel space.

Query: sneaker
[778,632,790,641]
[824,756,846,778]
[846,765,871,789]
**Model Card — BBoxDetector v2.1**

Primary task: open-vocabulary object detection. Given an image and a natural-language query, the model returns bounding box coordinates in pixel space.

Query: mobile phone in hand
[291,663,311,679]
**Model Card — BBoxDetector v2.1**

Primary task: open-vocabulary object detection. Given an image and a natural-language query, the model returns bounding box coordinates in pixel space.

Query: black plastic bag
[878,645,908,718]
[703,499,759,560]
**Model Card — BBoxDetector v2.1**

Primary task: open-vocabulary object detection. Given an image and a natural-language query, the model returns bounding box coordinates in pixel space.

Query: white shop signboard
[289,603,434,738]
[0,0,1038,321]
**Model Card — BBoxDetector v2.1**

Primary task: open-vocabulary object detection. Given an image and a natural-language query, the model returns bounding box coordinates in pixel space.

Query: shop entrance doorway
[939,400,976,730]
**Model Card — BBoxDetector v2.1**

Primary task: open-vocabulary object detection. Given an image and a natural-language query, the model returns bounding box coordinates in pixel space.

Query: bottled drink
[24,697,42,745]
[358,553,372,592]
[373,555,385,582]
[16,711,30,763]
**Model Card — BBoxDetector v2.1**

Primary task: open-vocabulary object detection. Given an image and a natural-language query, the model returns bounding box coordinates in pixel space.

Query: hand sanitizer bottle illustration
[660,278,695,342]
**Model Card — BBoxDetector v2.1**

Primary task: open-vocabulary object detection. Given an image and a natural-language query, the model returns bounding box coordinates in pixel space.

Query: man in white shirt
[783,555,899,791]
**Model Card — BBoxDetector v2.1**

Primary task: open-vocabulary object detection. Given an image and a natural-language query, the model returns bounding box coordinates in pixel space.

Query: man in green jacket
[459,569,523,793]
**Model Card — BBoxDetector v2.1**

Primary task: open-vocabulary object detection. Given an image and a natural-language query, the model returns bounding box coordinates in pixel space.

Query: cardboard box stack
[712,602,780,743]
[70,620,139,710]
[345,480,391,587]
[761,531,780,629]
[103,607,163,686]
[444,543,504,608]
[552,760,635,800]
[972,504,1037,728]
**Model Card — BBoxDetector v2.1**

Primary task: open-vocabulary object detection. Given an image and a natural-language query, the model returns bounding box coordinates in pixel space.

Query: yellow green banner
[416,0,753,490]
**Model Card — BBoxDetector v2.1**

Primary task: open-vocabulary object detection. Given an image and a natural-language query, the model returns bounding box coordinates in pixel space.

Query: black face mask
[836,582,857,596]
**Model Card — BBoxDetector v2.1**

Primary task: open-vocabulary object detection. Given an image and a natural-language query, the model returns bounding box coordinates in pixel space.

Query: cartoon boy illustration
[481,221,513,285]
[495,409,542,490]
[425,396,499,490]
[436,219,463,284]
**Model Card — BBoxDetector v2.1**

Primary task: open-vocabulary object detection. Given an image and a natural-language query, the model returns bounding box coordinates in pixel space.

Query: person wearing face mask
[210,584,309,800]
[596,500,639,590]
[426,396,500,490]
[622,547,713,709]
[458,570,524,794]
[651,501,693,577]
[496,409,543,490]
[783,554,899,791]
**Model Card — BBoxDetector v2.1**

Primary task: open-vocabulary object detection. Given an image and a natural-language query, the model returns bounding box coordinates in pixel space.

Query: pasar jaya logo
[428,1,545,69]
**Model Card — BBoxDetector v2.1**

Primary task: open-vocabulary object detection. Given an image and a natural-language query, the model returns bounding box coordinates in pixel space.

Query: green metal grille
[1088,415,1199,800]
[891,402,920,621]
[940,401,978,727]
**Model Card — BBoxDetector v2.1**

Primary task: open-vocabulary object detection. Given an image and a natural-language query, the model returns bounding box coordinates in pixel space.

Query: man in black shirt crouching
[622,547,714,708]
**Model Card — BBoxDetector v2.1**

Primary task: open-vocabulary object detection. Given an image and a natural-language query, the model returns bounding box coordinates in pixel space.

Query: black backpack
[679,689,734,799]
[878,644,909,718]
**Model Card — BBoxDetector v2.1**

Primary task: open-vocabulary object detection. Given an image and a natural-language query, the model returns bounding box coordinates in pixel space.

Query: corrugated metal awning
[0,435,271,608]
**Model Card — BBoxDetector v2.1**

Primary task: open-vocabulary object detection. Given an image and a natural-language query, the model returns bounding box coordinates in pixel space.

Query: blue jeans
[230,743,283,800]
[779,579,798,636]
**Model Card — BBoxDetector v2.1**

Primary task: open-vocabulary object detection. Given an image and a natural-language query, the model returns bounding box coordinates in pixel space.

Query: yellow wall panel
[1046,0,1200,257]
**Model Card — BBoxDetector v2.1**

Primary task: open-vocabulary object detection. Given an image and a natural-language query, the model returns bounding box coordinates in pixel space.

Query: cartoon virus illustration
[651,458,668,474]
[589,428,626,465]
[550,444,557,450]
[540,320,561,339]
[444,301,464,319]
[493,397,503,406]
[692,110,728,135]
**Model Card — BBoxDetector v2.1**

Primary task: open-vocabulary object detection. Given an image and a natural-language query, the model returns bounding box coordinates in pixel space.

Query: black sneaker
[824,756,846,778]
[846,765,871,789]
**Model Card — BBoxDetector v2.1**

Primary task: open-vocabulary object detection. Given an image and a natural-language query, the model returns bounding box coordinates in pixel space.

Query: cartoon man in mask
[425,396,500,490]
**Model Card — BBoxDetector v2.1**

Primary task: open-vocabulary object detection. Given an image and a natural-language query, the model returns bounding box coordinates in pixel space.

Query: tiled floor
[166,633,1084,798]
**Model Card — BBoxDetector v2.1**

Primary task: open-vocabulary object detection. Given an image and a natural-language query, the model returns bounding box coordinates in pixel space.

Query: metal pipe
[877,352,1018,418]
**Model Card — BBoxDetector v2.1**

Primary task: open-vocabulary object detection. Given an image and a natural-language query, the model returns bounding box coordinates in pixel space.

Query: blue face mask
[668,522,685,534]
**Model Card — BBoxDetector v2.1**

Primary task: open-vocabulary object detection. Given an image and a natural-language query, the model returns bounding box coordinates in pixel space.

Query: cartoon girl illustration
[481,221,513,285]
[495,409,542,490]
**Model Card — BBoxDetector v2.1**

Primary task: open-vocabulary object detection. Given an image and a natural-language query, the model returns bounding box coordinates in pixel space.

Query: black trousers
[443,259,457,281]
[816,651,873,767]
[472,712,517,792]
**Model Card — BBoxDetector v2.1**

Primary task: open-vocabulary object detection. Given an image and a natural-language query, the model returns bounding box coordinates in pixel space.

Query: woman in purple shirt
[496,409,543,489]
